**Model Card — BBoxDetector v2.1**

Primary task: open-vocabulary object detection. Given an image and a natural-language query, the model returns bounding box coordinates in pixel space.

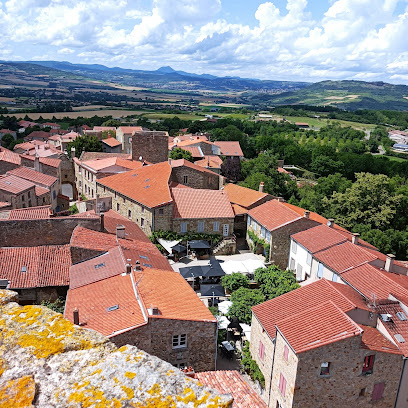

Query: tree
[169,147,193,162]
[102,119,121,127]
[221,273,250,293]
[228,287,264,324]
[1,134,15,149]
[254,265,300,300]
[67,135,102,158]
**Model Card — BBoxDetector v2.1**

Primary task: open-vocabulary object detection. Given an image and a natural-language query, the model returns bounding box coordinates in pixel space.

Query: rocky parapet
[0,290,232,407]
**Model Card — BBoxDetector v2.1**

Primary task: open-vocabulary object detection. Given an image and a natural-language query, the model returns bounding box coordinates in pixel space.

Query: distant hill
[245,80,408,111]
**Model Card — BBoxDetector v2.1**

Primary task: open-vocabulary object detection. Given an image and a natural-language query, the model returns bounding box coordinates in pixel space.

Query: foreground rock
[0,290,232,407]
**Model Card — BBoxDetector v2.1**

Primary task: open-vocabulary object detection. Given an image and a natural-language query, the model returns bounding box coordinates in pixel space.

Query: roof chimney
[125,263,132,274]
[134,260,142,271]
[116,224,125,239]
[327,218,334,228]
[352,233,360,245]
[259,182,264,193]
[385,254,396,272]
[100,213,104,232]
[73,308,79,325]
[71,147,76,159]
[304,210,310,219]
[277,197,285,202]
[34,154,40,172]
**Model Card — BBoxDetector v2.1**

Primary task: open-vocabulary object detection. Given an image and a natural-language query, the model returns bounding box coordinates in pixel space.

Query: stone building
[101,136,122,153]
[65,226,217,372]
[116,126,143,154]
[247,199,321,267]
[0,148,21,174]
[0,174,37,209]
[251,279,406,407]
[132,130,169,163]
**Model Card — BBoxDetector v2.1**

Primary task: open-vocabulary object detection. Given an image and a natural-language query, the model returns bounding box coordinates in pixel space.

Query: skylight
[143,263,152,268]
[396,312,407,321]
[21,266,27,273]
[395,334,405,343]
[94,262,105,269]
[139,255,149,260]
[107,305,119,312]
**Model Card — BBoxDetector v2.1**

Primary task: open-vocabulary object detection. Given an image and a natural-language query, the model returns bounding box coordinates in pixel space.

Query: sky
[1,0,408,84]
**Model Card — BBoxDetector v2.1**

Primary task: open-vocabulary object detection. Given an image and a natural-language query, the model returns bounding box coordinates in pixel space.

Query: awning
[239,323,252,342]
[217,316,230,330]
[200,284,225,297]
[157,238,180,254]
[221,259,265,275]
[188,240,210,249]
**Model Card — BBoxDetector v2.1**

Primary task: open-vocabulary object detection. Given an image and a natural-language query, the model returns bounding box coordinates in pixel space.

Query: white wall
[287,239,312,282]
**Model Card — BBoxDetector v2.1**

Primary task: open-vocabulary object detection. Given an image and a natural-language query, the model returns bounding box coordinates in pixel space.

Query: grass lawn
[141,113,200,121]
[384,155,407,162]
[218,113,251,120]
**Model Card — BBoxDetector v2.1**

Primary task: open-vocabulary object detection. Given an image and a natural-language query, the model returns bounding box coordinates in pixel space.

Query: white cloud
[58,48,75,55]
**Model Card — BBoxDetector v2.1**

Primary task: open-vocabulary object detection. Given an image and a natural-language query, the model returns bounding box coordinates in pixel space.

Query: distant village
[0,119,408,408]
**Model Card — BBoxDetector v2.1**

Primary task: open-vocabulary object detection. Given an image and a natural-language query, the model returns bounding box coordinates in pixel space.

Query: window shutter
[283,345,289,361]
[372,382,385,401]
[279,373,286,396]
[258,341,264,361]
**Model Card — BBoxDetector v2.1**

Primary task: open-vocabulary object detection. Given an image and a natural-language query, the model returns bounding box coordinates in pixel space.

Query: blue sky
[1,0,408,84]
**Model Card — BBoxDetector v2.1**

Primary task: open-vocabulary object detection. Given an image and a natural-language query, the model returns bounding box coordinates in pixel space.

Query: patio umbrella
[188,240,211,249]
[200,284,225,297]
[179,266,205,279]
[202,264,225,278]
[172,243,187,253]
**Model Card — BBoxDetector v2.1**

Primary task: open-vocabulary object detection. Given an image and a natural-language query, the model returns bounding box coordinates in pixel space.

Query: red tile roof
[252,279,369,340]
[173,146,204,158]
[169,158,217,176]
[26,131,50,140]
[8,205,51,220]
[65,273,147,337]
[171,188,234,219]
[0,202,10,209]
[195,155,223,169]
[102,137,122,147]
[292,224,347,253]
[93,126,116,132]
[248,200,302,231]
[79,157,143,172]
[359,325,401,355]
[117,126,143,134]
[223,184,270,209]
[195,371,267,408]
[14,142,36,151]
[283,202,344,227]
[276,301,362,353]
[7,166,57,187]
[0,174,35,194]
[21,155,61,168]
[175,139,214,148]
[0,149,21,165]
[314,241,377,274]
[35,185,49,197]
[232,204,247,215]
[0,245,70,289]
[97,162,172,208]
[214,141,243,157]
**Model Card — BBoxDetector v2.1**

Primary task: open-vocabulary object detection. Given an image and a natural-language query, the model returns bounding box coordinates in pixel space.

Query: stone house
[251,278,406,407]
[0,244,71,304]
[65,226,217,372]
[101,136,122,153]
[247,199,321,267]
[172,139,221,157]
[194,155,223,174]
[20,155,62,180]
[0,174,37,209]
[116,126,143,155]
[0,149,21,174]
[132,130,169,163]
[213,141,244,159]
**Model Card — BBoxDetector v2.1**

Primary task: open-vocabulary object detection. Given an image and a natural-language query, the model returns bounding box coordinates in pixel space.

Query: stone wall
[171,165,220,190]
[0,289,232,407]
[0,160,19,174]
[0,186,37,209]
[112,318,217,372]
[172,217,234,237]
[0,216,101,247]
[59,154,77,199]
[132,131,169,163]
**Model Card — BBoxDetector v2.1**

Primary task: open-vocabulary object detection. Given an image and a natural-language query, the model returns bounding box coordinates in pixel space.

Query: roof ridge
[325,279,363,310]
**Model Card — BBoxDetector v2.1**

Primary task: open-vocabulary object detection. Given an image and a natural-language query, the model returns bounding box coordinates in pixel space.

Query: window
[362,355,375,374]
[283,345,289,361]
[79,181,82,187]
[79,167,82,174]
[296,264,303,281]
[115,191,117,198]
[141,206,145,213]
[247,216,251,227]
[28,191,31,198]
[180,222,187,233]
[332,273,338,282]
[320,362,331,376]
[306,252,312,266]
[292,241,297,254]
[117,203,120,211]
[317,263,323,279]
[172,334,187,349]
[213,221,220,232]
[159,208,164,215]
[22,195,25,201]
[359,388,366,397]
[123,196,125,203]
[28,200,32,207]
[91,189,94,198]
[174,362,186,369]
[258,341,265,361]
[223,224,229,237]
[266,231,271,241]
[372,382,385,402]
[289,258,295,272]
[141,218,145,227]
[42,197,45,203]
[198,221,204,232]
[183,175,188,184]
[261,226,266,238]
[278,373,286,396]
[128,137,132,144]
[128,210,132,218]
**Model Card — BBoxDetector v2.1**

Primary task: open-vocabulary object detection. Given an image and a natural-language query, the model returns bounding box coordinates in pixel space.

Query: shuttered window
[278,373,286,396]
[283,345,289,361]
[258,341,265,361]
[372,382,385,401]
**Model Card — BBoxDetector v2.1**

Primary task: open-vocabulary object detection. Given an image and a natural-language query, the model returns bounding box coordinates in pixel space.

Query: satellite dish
[139,156,143,161]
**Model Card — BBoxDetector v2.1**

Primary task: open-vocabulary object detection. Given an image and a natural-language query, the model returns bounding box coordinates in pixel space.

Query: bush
[241,342,265,388]
[41,297,65,314]
[221,273,250,293]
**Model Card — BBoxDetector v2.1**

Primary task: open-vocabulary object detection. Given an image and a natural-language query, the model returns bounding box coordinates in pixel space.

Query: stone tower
[131,131,169,163]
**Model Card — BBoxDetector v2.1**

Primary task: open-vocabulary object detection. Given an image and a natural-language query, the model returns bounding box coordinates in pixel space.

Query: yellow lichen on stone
[124,372,136,379]
[121,385,134,400]
[0,360,7,377]
[0,375,36,408]
[68,385,121,408]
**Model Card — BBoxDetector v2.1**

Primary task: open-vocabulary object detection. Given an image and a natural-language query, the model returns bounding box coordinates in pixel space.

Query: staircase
[213,237,236,255]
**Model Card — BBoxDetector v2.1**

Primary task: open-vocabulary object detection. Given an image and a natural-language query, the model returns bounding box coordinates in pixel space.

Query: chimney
[73,308,79,325]
[277,197,285,202]
[352,233,360,245]
[100,213,104,232]
[34,154,40,172]
[304,210,310,219]
[327,219,334,228]
[259,182,265,193]
[71,147,76,159]
[385,254,396,272]
[125,262,132,274]
[134,260,142,271]
[116,224,125,239]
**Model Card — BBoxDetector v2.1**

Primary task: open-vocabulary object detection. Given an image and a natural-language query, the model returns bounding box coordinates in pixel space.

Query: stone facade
[16,285,68,305]
[170,164,220,190]
[0,160,19,174]
[59,154,77,200]
[132,131,169,163]
[172,217,234,237]
[0,185,37,209]
[112,318,217,372]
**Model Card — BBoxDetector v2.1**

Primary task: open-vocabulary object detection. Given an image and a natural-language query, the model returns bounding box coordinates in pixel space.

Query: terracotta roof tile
[223,184,270,209]
[248,200,302,231]
[102,138,122,147]
[195,371,267,408]
[276,301,362,353]
[169,158,218,176]
[0,174,35,194]
[8,205,51,220]
[21,155,61,168]
[232,204,247,215]
[214,141,243,157]
[97,162,172,208]
[0,245,70,289]
[173,146,204,158]
[80,152,131,161]
[171,188,234,219]
[252,279,369,340]
[117,126,143,134]
[0,149,21,165]
[25,131,50,140]
[7,166,57,187]
[0,202,10,209]
[359,325,401,355]
[81,157,142,172]
[175,139,214,148]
